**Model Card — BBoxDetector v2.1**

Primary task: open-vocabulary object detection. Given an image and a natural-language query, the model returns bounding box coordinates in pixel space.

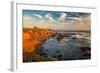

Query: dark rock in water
[80,47,90,51]
[55,50,60,54]
[71,37,77,40]
[80,47,91,58]
[57,54,62,60]
[40,53,48,57]
[23,52,34,62]
[56,33,66,41]
[31,55,58,61]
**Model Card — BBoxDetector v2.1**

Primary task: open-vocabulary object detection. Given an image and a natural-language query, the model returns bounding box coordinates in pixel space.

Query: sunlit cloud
[45,13,55,22]
[58,13,67,21]
[67,17,83,21]
[32,14,43,19]
[23,10,90,31]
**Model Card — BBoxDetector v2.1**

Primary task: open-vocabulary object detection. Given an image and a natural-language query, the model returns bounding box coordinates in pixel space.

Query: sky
[23,9,91,31]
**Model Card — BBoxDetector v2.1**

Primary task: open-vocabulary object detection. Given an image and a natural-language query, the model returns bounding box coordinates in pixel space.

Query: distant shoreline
[52,30,90,32]
[23,28,90,32]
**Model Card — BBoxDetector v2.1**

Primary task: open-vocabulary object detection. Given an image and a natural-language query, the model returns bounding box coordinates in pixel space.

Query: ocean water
[38,31,91,60]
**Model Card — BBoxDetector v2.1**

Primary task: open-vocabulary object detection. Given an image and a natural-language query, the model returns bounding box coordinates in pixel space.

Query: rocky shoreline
[23,27,91,62]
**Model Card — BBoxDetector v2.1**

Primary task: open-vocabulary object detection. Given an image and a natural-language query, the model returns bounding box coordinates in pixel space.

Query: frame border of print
[11,1,97,72]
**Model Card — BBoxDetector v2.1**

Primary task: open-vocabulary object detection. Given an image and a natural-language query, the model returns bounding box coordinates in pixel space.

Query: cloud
[23,12,90,31]
[67,17,83,21]
[61,17,83,24]
[58,13,84,24]
[63,15,91,31]
[32,14,43,19]
[45,13,55,21]
[58,13,67,21]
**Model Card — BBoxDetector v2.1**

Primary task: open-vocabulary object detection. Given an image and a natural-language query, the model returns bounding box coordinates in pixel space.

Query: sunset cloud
[23,10,90,31]
[58,13,67,21]
[45,13,55,22]
[32,14,43,19]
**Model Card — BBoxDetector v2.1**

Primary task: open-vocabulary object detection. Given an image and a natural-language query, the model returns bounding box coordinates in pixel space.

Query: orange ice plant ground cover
[23,27,55,53]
